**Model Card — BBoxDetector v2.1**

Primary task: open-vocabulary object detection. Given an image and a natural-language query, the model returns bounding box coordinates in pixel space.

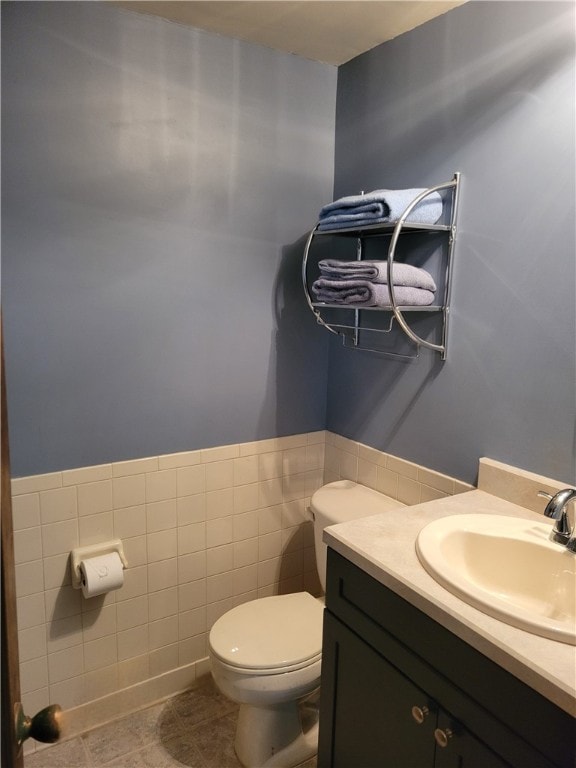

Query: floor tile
[296,758,318,768]
[24,676,318,768]
[102,740,204,767]
[160,733,211,767]
[171,677,237,728]
[82,700,183,765]
[187,712,241,768]
[24,737,90,767]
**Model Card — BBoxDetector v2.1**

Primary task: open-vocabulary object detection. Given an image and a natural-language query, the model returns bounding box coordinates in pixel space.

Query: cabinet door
[320,611,437,768]
[433,712,512,768]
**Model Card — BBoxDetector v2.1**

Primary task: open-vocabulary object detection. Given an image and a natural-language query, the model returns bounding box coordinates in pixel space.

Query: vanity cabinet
[318,549,575,768]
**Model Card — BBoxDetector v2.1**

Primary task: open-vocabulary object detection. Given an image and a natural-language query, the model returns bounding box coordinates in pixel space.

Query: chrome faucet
[537,488,576,552]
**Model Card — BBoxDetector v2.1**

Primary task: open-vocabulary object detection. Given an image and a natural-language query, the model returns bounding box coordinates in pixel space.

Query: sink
[416,514,576,644]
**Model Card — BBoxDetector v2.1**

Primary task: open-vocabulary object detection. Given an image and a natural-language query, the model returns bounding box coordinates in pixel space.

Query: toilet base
[235,693,319,768]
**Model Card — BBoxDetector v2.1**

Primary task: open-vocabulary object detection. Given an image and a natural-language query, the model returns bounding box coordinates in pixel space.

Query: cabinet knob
[411,705,430,724]
[434,728,454,748]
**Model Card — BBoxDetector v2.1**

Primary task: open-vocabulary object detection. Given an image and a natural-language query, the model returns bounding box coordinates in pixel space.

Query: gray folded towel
[318,260,436,291]
[317,188,443,231]
[311,278,436,307]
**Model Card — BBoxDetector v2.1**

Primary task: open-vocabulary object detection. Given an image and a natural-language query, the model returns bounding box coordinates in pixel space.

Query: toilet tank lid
[209,592,324,670]
[310,480,404,525]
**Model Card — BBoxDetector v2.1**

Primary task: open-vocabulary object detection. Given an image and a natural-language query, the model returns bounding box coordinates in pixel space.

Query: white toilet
[209,480,404,768]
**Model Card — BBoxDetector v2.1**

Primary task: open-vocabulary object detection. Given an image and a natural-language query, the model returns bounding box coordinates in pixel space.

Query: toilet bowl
[210,592,323,768]
[208,480,404,767]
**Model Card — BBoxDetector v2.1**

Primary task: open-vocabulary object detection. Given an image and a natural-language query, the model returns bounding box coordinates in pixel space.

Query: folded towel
[312,278,435,307]
[318,260,436,291]
[317,188,442,231]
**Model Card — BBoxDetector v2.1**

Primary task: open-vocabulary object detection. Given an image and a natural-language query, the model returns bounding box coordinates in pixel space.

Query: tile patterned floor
[24,677,318,768]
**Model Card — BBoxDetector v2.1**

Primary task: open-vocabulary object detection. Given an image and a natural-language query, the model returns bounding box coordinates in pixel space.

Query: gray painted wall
[3,1,574,486]
[328,1,575,484]
[2,2,336,476]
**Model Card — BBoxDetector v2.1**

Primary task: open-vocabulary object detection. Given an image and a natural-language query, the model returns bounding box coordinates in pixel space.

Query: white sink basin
[416,514,576,644]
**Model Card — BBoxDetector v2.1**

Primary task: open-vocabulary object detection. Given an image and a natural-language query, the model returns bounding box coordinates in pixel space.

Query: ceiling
[113,1,467,65]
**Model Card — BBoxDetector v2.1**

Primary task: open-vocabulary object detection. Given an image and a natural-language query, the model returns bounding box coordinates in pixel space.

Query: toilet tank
[310,480,405,592]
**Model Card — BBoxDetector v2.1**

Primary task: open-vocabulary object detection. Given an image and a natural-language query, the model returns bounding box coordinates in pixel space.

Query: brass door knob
[434,727,454,748]
[15,703,62,746]
[411,705,430,724]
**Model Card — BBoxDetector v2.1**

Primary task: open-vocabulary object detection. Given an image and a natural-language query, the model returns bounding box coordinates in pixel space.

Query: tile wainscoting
[323,432,474,502]
[12,431,474,750]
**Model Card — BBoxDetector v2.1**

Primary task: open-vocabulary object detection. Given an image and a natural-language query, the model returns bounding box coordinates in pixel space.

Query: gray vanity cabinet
[318,549,575,768]
[321,609,437,767]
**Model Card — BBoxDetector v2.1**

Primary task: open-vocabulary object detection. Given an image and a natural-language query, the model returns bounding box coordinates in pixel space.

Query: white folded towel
[317,188,443,230]
[311,278,435,308]
[318,260,436,291]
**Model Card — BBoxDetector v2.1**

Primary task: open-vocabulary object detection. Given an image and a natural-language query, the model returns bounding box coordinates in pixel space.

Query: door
[1,323,24,767]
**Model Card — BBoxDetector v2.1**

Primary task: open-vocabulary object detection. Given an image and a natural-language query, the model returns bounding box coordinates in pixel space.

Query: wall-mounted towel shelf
[302,173,461,360]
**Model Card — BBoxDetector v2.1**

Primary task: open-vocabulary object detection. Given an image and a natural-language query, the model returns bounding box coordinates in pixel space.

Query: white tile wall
[12,432,326,715]
[323,432,474,501]
[12,430,476,721]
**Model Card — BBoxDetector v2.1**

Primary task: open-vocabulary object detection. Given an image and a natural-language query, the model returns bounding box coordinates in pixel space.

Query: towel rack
[302,173,461,361]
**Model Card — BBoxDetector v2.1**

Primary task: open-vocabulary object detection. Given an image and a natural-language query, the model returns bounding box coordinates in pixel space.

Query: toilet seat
[209,592,323,674]
[214,652,322,677]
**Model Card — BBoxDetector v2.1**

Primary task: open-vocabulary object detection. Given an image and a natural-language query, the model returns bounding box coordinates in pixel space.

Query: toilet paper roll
[79,552,124,598]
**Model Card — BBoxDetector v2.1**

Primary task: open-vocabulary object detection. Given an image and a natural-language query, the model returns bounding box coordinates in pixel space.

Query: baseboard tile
[60,657,210,742]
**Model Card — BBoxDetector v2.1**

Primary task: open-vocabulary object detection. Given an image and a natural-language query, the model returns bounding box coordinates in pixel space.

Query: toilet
[209,480,404,768]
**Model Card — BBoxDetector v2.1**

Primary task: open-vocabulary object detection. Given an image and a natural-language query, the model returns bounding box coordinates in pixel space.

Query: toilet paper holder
[70,539,128,590]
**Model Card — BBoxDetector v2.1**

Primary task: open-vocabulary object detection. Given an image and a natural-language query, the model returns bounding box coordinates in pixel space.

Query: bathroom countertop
[322,489,576,717]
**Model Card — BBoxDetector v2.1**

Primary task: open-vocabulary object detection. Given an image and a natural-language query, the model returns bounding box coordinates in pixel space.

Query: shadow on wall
[257,234,330,440]
[263,228,448,453]
[279,519,322,597]
[342,6,575,187]
[326,339,445,450]
[251,232,326,597]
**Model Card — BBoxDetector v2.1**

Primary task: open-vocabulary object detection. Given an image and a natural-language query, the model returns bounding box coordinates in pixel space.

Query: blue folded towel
[318,260,436,291]
[311,278,435,307]
[317,188,443,231]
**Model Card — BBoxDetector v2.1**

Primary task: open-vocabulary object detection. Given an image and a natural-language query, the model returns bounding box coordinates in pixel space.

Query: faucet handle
[538,488,575,520]
[538,488,576,546]
[537,490,562,524]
